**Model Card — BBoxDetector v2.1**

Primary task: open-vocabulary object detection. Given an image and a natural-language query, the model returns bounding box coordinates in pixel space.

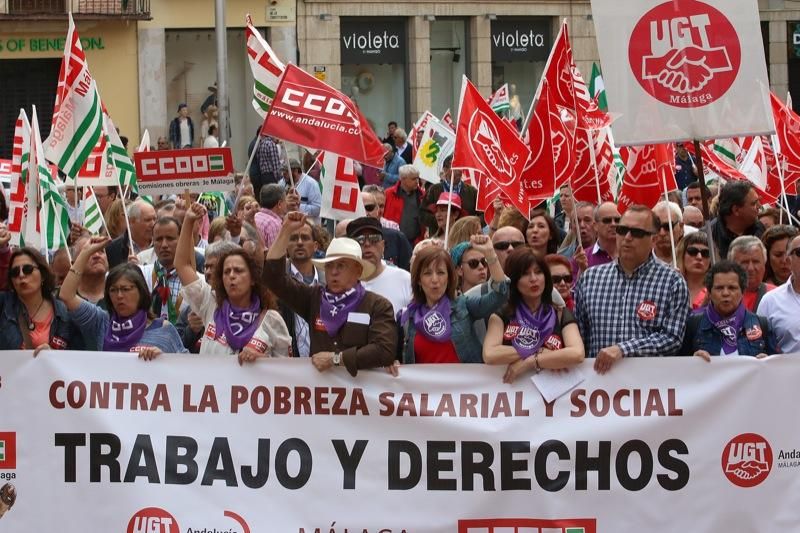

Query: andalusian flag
[8,110,31,247]
[412,117,455,184]
[488,83,511,114]
[246,14,286,117]
[199,192,230,217]
[83,187,105,235]
[32,106,71,252]
[44,13,104,179]
[589,63,608,112]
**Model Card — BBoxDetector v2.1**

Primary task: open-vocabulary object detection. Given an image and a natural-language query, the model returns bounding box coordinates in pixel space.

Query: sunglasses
[790,248,800,258]
[493,240,526,251]
[615,225,653,239]
[354,234,383,246]
[658,222,677,233]
[600,216,621,225]
[686,246,711,259]
[463,258,488,269]
[364,204,377,212]
[551,274,573,285]
[10,264,38,278]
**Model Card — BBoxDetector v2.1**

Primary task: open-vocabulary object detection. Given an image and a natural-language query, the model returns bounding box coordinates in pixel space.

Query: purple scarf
[214,295,262,352]
[409,297,452,342]
[320,283,366,337]
[103,309,148,352]
[706,301,746,355]
[512,302,557,359]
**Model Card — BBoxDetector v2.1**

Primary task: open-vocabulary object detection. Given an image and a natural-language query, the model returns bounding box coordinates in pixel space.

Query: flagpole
[39,185,48,264]
[586,129,603,204]
[661,174,677,270]
[121,196,135,257]
[693,139,718,265]
[282,142,296,189]
[234,139,260,208]
[443,172,455,250]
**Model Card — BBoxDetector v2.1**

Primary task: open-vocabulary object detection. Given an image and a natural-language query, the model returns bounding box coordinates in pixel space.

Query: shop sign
[491,19,551,62]
[340,19,405,64]
[0,37,104,53]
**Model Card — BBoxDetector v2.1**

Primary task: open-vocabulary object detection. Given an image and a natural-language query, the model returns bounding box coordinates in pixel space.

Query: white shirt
[362,262,412,315]
[757,276,800,354]
[203,135,219,148]
[179,118,191,148]
[181,277,291,357]
[137,247,204,267]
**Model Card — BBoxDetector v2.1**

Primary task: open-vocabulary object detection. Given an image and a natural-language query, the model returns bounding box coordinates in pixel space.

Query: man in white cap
[264,211,397,375]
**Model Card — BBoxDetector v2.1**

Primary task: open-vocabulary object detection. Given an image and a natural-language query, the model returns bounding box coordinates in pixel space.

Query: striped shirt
[574,255,689,358]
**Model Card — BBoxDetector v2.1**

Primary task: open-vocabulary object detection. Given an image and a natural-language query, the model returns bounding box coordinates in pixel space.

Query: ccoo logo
[721,433,773,488]
[628,0,741,108]
[127,507,180,533]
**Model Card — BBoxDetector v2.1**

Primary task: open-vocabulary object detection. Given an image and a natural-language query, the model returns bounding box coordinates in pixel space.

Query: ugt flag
[591,0,774,145]
[261,64,385,168]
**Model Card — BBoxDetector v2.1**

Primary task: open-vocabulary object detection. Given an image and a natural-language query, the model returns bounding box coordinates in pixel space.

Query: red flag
[452,76,531,216]
[473,170,502,225]
[261,64,384,167]
[521,80,557,205]
[571,128,616,203]
[770,93,800,191]
[539,21,594,127]
[617,144,675,213]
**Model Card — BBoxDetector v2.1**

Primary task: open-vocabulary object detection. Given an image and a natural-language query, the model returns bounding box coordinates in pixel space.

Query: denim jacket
[399,279,509,363]
[680,310,779,357]
[0,292,83,350]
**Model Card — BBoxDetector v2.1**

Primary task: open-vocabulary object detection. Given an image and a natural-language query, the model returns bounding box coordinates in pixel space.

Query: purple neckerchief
[103,309,148,352]
[404,297,452,342]
[705,301,746,355]
[512,302,557,359]
[320,283,366,337]
[214,295,261,351]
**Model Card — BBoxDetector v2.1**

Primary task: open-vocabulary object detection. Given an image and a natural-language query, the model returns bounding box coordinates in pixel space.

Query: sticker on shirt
[544,334,563,351]
[503,324,521,342]
[50,336,68,350]
[206,324,229,346]
[347,312,370,325]
[314,317,327,332]
[246,338,269,353]
[514,327,541,350]
[636,300,657,321]
[745,325,763,341]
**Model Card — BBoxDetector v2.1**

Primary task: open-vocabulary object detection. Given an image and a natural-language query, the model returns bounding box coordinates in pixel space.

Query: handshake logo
[629,0,741,108]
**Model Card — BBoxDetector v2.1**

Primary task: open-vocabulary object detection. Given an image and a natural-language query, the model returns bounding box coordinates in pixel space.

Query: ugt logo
[127,507,180,533]
[722,433,773,488]
[628,0,740,108]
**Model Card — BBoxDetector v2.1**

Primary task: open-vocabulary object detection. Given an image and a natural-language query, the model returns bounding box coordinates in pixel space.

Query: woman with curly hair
[176,202,290,362]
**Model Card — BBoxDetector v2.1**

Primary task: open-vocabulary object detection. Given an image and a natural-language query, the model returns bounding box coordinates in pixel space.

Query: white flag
[412,118,456,184]
[245,14,286,118]
[591,0,774,144]
[320,152,366,221]
[8,110,31,247]
[488,83,511,113]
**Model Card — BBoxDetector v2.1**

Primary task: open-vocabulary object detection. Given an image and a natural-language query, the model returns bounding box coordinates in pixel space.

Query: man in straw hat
[264,211,397,376]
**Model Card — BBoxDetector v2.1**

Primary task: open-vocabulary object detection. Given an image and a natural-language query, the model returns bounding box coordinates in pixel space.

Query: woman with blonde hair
[235,195,258,225]
[208,216,230,243]
[446,216,482,249]
[104,198,126,239]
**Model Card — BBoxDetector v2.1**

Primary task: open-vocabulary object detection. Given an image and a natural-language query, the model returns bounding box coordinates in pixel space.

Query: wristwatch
[332,351,342,366]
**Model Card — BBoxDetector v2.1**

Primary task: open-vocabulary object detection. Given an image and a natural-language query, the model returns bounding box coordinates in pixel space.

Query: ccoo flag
[245,14,286,118]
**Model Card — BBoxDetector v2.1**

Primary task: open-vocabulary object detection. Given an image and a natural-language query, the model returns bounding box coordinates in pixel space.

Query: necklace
[25,298,45,331]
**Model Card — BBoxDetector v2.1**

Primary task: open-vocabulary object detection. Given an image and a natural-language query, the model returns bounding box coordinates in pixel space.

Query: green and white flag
[199,192,230,217]
[246,14,286,118]
[105,114,137,193]
[44,13,104,180]
[9,109,32,247]
[488,83,511,114]
[32,106,71,252]
[412,117,456,184]
[589,63,608,112]
[82,187,105,235]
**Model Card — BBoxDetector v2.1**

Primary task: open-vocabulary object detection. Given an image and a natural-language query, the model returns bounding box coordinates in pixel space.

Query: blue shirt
[383,154,406,189]
[280,173,322,224]
[71,301,188,353]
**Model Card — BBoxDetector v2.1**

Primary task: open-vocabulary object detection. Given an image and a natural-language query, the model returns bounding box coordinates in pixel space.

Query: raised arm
[59,236,111,312]
[176,202,204,287]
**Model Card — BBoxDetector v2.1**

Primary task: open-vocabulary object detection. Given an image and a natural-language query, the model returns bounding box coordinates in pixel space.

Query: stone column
[138,27,167,144]
[770,19,790,98]
[408,16,431,122]
[470,15,492,97]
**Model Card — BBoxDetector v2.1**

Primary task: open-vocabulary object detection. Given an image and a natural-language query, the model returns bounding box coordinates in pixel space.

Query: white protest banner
[2,352,800,532]
[133,147,234,196]
[320,151,366,220]
[591,0,774,145]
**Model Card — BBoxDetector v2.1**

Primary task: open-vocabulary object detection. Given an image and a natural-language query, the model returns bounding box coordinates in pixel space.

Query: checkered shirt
[574,255,689,358]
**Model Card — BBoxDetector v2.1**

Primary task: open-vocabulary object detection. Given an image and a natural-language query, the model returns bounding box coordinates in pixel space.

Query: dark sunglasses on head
[493,240,526,251]
[354,234,383,246]
[686,246,710,259]
[615,225,653,239]
[463,258,488,269]
[364,204,377,212]
[10,264,38,278]
[551,274,573,284]
[600,216,621,225]
[790,248,800,258]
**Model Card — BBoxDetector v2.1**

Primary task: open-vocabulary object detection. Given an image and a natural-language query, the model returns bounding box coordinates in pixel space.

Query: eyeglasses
[10,264,38,278]
[108,285,136,296]
[615,225,653,239]
[551,274,573,284]
[493,240,526,251]
[364,204,377,212]
[288,234,313,242]
[790,248,800,258]
[600,216,621,225]
[686,246,711,259]
[658,222,677,233]
[463,258,488,269]
[354,234,383,246]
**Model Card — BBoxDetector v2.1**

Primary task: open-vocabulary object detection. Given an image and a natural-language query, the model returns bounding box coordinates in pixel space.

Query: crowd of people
[2,128,798,379]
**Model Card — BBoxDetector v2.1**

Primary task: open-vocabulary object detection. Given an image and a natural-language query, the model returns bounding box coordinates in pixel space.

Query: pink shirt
[254,208,283,249]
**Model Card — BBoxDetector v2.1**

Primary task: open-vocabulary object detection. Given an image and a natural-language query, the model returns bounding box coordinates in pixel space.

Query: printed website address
[272,109,359,135]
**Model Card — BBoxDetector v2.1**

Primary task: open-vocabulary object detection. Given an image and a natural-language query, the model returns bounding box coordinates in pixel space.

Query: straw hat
[312,237,376,279]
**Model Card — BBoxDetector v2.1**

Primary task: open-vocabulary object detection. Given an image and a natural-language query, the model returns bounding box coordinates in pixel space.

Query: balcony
[0,0,152,20]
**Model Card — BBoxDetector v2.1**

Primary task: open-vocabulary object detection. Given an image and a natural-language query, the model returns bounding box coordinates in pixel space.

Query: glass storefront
[430,19,469,119]
[789,21,800,113]
[340,18,408,133]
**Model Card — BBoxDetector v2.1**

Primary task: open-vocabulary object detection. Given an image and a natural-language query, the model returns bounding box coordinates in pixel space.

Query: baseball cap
[346,217,383,238]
